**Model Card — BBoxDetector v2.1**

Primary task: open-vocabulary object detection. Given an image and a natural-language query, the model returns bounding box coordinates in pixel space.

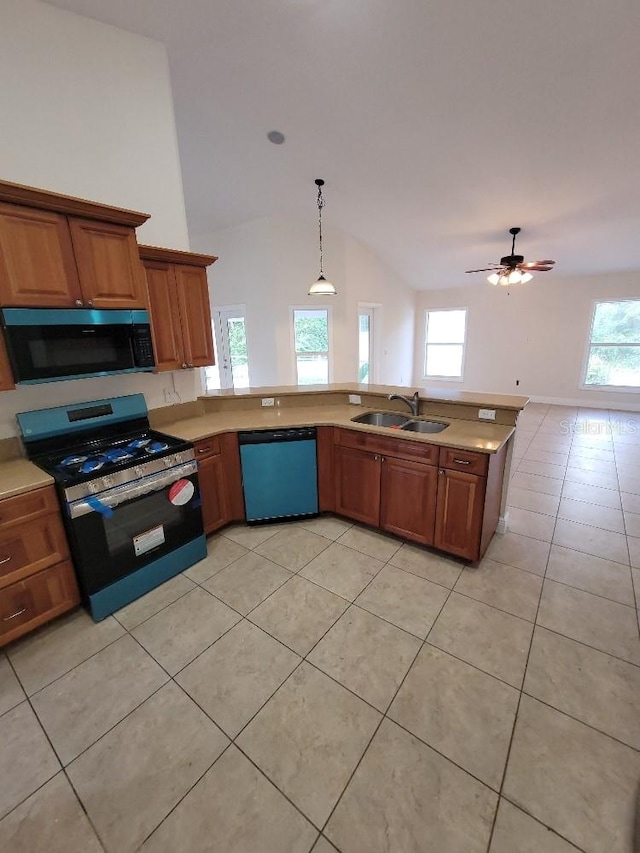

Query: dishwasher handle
[237,427,317,445]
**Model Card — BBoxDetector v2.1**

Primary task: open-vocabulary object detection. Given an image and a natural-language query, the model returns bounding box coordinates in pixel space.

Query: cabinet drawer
[335,428,438,465]
[194,435,221,460]
[0,560,80,647]
[438,447,488,477]
[0,486,60,529]
[0,512,70,588]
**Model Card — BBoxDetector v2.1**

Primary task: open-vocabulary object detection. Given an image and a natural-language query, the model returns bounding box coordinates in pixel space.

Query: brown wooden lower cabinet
[195,433,244,535]
[331,428,506,562]
[380,455,438,545]
[334,439,438,546]
[0,560,80,646]
[334,445,381,526]
[433,468,486,560]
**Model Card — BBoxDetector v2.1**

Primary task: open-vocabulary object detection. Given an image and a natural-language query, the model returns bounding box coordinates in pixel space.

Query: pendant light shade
[308,178,336,296]
[309,275,336,296]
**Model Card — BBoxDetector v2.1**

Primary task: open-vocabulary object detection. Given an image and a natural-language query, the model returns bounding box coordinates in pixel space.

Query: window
[583,299,640,388]
[424,308,467,379]
[292,308,330,385]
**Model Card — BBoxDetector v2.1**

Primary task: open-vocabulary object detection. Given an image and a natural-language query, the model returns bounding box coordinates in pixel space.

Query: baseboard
[496,512,509,535]
[528,395,640,412]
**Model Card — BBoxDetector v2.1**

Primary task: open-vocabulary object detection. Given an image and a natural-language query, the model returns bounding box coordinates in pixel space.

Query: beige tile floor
[1,403,639,852]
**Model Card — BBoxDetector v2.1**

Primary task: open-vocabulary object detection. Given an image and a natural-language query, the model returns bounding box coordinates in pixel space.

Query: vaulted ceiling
[44,0,640,289]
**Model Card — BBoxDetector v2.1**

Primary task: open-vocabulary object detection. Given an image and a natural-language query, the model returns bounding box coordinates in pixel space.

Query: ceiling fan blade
[519,260,556,269]
[464,266,503,273]
[517,263,554,272]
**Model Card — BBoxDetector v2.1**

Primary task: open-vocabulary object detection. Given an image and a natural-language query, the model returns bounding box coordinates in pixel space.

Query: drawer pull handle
[0,555,12,565]
[2,606,27,622]
[453,459,471,465]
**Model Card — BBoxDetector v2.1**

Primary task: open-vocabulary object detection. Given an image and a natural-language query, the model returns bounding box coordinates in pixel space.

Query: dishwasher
[238,427,319,523]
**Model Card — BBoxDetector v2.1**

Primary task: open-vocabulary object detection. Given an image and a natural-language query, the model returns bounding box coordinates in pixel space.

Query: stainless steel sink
[351,411,411,427]
[401,419,449,434]
[350,411,449,434]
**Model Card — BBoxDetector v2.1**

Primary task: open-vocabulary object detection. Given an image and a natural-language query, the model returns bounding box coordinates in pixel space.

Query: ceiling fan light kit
[466,226,555,287]
[308,178,336,296]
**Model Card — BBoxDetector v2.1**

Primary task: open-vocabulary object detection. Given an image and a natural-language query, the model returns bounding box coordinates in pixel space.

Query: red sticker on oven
[168,479,194,506]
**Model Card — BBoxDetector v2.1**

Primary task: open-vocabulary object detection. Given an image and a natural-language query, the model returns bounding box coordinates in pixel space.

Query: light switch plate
[478,408,496,421]
[349,394,362,404]
[261,398,275,407]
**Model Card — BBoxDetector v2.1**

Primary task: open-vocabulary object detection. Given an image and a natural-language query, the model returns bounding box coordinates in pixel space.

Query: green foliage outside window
[294,316,329,353]
[585,301,640,386]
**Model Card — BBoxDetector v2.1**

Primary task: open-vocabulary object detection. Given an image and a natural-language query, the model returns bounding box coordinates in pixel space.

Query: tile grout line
[485,409,566,852]
[316,556,460,839]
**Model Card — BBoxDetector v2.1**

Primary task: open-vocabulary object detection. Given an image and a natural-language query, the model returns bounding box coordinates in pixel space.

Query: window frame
[290,305,333,386]
[422,307,468,382]
[580,297,640,392]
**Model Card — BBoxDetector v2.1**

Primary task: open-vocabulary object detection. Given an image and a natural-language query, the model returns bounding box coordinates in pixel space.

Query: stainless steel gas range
[17,394,206,620]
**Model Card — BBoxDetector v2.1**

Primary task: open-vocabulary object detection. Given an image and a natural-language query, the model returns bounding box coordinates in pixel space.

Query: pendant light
[308,178,337,296]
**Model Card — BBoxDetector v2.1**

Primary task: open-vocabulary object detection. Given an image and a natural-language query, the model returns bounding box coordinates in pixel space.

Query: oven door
[66,461,204,595]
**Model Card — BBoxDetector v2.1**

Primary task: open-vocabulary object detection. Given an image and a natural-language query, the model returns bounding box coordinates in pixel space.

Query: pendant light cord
[317,180,325,277]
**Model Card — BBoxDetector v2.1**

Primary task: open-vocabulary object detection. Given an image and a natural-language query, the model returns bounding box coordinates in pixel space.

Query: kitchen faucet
[388,390,420,417]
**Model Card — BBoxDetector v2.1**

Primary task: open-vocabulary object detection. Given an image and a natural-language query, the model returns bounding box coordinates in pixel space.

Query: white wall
[414,271,640,409]
[0,0,195,439]
[192,217,416,387]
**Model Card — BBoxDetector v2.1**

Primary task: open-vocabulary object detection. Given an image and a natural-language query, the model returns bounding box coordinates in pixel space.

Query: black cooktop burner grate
[37,429,190,486]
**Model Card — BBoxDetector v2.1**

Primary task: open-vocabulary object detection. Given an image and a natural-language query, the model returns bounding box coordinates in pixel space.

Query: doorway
[205,306,250,390]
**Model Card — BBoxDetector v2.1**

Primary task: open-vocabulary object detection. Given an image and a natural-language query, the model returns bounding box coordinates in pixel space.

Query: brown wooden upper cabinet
[139,245,218,372]
[0,179,150,309]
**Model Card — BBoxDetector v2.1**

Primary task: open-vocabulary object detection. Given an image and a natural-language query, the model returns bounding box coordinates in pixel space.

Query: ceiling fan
[465,227,555,286]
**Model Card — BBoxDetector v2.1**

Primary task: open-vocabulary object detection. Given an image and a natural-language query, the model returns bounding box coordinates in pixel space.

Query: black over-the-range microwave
[0,307,155,384]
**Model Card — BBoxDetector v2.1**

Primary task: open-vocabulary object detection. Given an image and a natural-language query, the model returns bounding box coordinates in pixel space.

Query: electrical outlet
[261,397,275,407]
[478,408,496,421]
[348,394,362,404]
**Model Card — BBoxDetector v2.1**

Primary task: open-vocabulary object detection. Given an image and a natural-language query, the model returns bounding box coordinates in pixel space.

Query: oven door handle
[67,460,198,519]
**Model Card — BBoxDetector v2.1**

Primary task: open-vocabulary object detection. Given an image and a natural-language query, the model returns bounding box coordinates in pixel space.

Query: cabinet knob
[439,469,445,475]
[75,300,82,306]
[87,300,93,306]
[182,363,188,369]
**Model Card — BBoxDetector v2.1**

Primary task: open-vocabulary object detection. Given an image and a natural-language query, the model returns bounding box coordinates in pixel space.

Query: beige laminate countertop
[160,404,515,454]
[0,458,54,501]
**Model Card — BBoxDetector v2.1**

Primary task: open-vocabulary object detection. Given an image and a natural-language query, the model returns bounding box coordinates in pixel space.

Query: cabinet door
[198,454,228,535]
[317,427,335,512]
[0,513,70,589]
[144,261,185,371]
[434,469,486,561]
[175,265,215,368]
[334,445,380,526]
[0,560,80,648]
[380,456,437,545]
[219,432,245,523]
[69,217,148,308]
[0,202,81,306]
[0,332,14,391]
